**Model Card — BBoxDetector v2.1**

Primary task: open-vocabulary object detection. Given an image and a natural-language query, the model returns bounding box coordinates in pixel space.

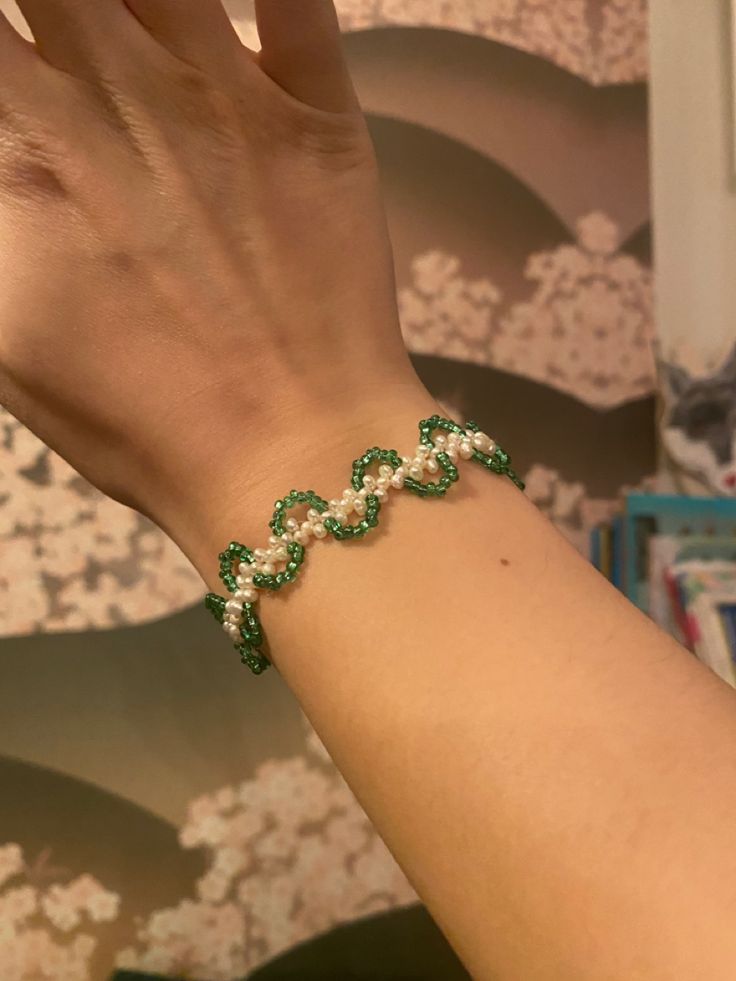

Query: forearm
[170,385,736,980]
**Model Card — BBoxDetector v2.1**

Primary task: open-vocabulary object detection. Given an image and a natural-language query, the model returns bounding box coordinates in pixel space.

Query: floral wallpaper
[400,212,655,409]
[230,0,648,85]
[0,848,118,980]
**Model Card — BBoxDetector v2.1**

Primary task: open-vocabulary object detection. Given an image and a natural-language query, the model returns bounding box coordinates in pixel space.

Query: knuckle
[168,63,245,139]
[277,101,374,171]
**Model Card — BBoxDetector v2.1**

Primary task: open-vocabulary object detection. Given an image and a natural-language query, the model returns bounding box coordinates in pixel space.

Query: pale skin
[1,2,736,977]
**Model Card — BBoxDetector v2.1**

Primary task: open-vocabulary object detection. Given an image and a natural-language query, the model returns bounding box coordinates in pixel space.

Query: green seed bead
[211,416,523,674]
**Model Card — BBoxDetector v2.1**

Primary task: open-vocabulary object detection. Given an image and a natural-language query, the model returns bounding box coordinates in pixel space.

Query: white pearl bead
[313,523,327,539]
[447,431,461,445]
[307,508,321,521]
[284,518,299,533]
[401,455,412,466]
[334,509,348,524]
[434,434,447,448]
[225,599,242,615]
[224,623,239,640]
[254,548,268,560]
[234,589,251,602]
[300,521,313,537]
[415,444,430,457]
[329,498,341,510]
[294,531,308,545]
[240,587,257,604]
[378,465,393,478]
[238,562,254,576]
[390,472,405,489]
[374,487,388,502]
[376,477,389,490]
[341,498,354,515]
[471,432,489,451]
[354,499,367,516]
[426,458,439,474]
[446,446,459,463]
[262,562,276,575]
[362,475,376,490]
[409,464,424,481]
[268,535,281,547]
[459,440,474,459]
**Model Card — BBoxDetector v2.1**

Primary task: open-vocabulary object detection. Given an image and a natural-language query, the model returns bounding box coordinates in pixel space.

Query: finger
[0,8,74,115]
[122,0,250,75]
[0,5,35,60]
[254,0,359,113]
[12,0,145,78]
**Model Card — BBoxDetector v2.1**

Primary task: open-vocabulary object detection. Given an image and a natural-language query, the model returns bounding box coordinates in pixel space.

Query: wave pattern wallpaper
[0,1,654,978]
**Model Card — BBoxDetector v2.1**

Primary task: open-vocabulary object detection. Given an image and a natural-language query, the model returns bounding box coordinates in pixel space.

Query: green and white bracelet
[205,415,524,674]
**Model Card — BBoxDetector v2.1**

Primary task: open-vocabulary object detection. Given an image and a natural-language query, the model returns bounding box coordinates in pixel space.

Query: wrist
[153,371,442,590]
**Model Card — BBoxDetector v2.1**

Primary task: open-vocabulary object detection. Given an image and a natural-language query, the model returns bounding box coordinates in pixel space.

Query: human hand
[0,0,427,563]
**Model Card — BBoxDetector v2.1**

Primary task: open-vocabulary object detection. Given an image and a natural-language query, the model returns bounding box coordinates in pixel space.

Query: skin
[2,3,736,977]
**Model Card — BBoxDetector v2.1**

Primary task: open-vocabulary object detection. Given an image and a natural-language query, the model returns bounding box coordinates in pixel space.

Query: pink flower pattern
[0,846,120,980]
[400,213,655,409]
[116,719,416,979]
[229,0,647,84]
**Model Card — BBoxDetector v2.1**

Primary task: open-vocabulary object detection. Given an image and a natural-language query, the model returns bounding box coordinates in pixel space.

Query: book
[666,559,736,676]
[622,494,736,611]
[721,602,736,654]
[585,494,736,684]
[688,590,736,687]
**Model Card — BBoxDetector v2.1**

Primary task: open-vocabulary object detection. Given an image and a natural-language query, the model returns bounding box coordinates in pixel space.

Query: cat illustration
[659,343,736,497]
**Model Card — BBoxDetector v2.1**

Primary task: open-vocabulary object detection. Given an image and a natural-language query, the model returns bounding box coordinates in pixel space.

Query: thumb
[254,0,359,113]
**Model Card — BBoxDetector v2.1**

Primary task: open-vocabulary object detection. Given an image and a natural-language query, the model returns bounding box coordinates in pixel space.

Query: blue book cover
[611,515,624,590]
[720,602,736,661]
[623,494,736,611]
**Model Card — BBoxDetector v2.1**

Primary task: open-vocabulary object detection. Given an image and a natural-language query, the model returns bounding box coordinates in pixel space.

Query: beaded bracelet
[205,415,524,674]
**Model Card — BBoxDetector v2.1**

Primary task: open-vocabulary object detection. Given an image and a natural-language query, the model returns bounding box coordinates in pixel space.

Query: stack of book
[591,494,736,686]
